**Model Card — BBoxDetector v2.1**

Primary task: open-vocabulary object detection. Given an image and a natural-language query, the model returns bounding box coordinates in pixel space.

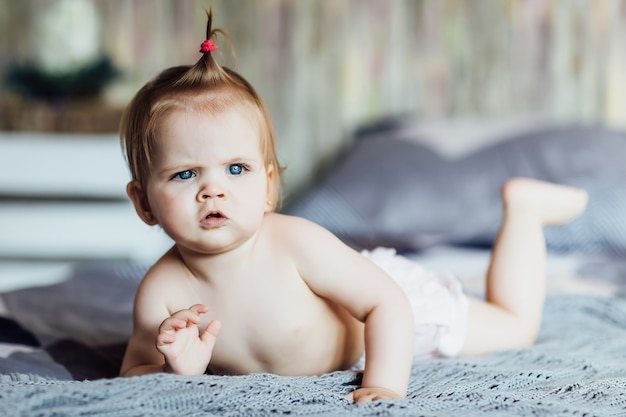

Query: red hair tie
[199,39,218,53]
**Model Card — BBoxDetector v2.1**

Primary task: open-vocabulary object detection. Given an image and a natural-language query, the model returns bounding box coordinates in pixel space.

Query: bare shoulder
[264,212,336,235]
[264,215,397,319]
[134,247,188,311]
[263,213,363,274]
[264,213,343,249]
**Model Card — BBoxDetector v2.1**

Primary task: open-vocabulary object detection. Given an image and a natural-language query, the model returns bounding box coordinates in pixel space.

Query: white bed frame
[0,133,172,291]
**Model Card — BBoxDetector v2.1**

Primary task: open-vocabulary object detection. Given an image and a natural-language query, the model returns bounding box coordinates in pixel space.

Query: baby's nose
[197,182,225,201]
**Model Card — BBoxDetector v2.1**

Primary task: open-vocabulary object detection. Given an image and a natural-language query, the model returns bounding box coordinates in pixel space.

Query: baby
[119,10,588,403]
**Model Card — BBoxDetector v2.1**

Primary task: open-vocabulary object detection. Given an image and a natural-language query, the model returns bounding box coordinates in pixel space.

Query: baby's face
[145,106,274,255]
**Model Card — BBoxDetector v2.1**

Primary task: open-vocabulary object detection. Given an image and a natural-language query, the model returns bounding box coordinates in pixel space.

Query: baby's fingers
[167,305,208,327]
[159,316,190,333]
[347,387,403,404]
[189,304,209,315]
[200,320,221,345]
[156,331,177,346]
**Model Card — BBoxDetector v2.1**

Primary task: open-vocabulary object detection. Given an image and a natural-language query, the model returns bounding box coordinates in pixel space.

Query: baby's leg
[461,178,588,356]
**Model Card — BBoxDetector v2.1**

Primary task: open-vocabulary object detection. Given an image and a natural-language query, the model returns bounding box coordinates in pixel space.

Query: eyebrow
[156,156,261,174]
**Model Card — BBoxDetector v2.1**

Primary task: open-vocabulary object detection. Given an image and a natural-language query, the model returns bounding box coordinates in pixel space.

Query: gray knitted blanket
[1,294,626,417]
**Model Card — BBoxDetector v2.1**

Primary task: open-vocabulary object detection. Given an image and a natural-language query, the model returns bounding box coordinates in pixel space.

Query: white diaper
[351,247,469,371]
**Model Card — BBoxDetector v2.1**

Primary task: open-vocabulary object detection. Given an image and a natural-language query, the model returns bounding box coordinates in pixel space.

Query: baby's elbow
[385,289,414,328]
[394,288,413,315]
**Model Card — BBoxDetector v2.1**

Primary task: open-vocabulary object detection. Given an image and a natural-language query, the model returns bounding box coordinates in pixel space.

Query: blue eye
[228,164,245,175]
[174,170,195,180]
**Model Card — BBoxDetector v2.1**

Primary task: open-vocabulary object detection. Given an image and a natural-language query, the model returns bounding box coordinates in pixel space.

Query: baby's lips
[203,210,227,219]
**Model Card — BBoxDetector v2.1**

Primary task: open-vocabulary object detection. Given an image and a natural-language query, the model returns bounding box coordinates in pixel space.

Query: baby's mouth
[201,211,228,227]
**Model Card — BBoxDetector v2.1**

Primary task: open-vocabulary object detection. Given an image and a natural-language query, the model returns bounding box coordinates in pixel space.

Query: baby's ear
[126,181,158,225]
[265,164,276,212]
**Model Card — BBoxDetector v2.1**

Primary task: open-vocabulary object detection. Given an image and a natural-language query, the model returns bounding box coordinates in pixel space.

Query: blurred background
[1,0,626,287]
[2,0,626,192]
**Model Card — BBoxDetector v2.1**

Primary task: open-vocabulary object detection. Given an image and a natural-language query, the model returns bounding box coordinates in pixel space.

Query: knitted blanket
[1,294,626,417]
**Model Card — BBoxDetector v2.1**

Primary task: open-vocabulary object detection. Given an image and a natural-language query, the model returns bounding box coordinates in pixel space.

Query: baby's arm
[345,271,414,403]
[120,277,174,376]
[286,216,414,402]
[120,264,220,376]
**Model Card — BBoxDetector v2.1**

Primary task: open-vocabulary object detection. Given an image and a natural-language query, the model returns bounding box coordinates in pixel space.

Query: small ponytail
[199,9,222,54]
[175,8,233,87]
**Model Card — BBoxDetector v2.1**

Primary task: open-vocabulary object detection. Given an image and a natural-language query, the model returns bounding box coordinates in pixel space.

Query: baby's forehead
[153,105,263,152]
[150,92,269,155]
[158,93,261,126]
[159,105,263,141]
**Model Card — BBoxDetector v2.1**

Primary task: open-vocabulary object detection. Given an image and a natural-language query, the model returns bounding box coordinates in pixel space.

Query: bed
[1,119,626,416]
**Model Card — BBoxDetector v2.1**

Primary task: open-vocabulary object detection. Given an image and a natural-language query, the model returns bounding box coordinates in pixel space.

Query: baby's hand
[156,304,221,375]
[347,386,404,404]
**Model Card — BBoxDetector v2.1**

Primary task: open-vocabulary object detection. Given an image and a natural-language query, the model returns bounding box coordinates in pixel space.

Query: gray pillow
[285,123,626,254]
[1,262,146,346]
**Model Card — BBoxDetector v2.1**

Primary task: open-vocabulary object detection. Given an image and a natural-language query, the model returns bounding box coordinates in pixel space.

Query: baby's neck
[173,235,261,284]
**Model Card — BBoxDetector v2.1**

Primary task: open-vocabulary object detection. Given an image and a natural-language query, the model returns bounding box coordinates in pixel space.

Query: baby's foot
[501,177,588,226]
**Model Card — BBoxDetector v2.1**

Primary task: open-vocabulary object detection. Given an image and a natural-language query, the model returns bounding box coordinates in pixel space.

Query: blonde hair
[120,9,283,210]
